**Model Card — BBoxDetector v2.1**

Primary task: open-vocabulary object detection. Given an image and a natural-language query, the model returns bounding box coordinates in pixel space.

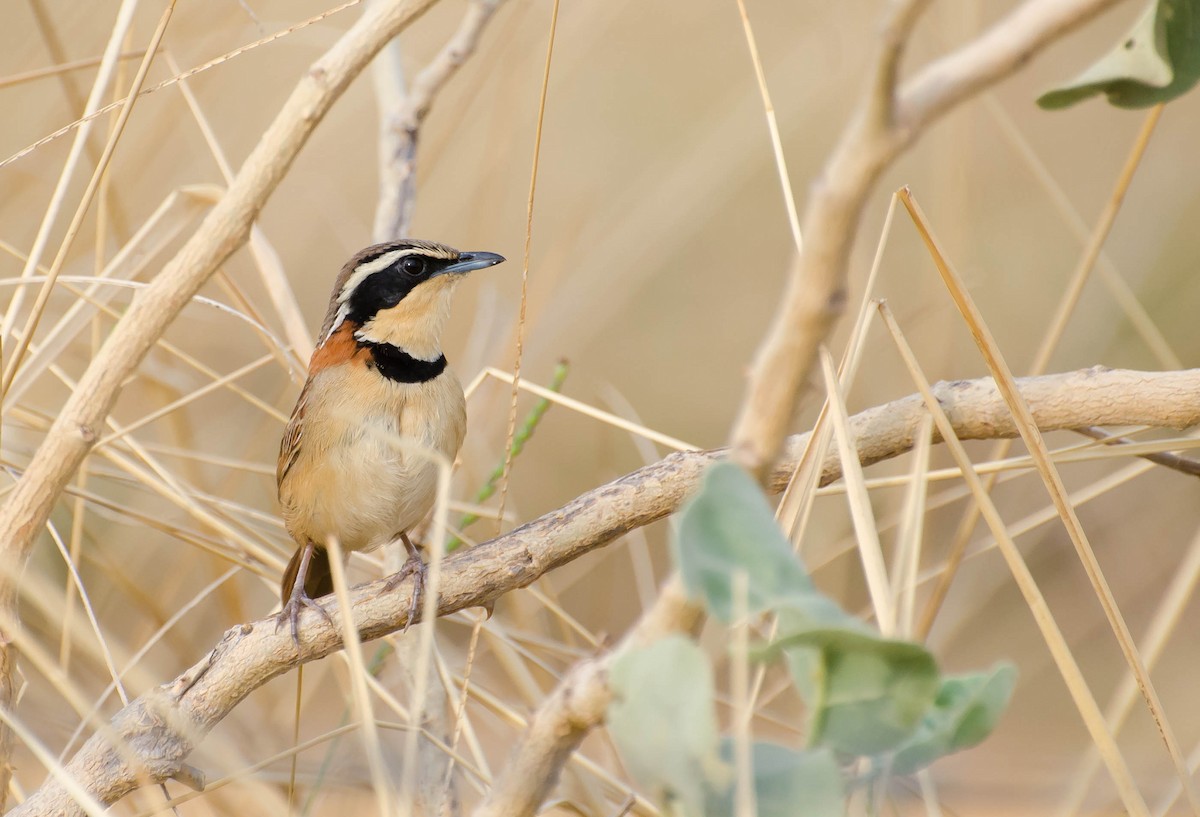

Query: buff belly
[279,364,465,552]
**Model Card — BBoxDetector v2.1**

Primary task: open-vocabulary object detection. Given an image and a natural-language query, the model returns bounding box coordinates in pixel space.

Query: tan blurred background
[3,0,1200,814]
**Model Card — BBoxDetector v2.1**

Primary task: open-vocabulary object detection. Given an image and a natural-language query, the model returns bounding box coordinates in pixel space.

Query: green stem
[446,360,569,551]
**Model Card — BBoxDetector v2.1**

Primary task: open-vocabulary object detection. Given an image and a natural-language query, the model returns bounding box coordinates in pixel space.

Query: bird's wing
[276,378,310,489]
[278,321,360,489]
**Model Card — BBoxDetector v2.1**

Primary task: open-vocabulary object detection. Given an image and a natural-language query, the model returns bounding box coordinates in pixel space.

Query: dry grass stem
[876,302,1149,817]
[900,186,1200,814]
[819,346,894,634]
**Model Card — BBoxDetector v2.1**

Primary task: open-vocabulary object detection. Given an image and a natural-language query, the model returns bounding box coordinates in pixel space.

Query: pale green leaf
[775,623,939,756]
[890,663,1017,775]
[706,741,843,817]
[674,461,811,622]
[608,636,727,816]
[1039,0,1200,109]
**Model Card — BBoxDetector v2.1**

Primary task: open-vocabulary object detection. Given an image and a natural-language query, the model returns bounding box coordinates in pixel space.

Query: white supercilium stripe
[336,248,412,305]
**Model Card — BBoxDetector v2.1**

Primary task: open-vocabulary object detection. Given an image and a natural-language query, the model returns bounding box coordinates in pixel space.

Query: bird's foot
[276,584,334,651]
[380,551,427,633]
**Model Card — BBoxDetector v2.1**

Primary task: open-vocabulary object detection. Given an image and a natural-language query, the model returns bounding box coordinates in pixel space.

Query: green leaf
[608,636,727,816]
[890,663,1017,776]
[777,624,940,756]
[1038,0,1200,109]
[706,741,843,817]
[674,461,812,622]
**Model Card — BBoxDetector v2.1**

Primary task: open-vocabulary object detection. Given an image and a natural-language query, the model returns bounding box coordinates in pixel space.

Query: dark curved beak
[441,251,506,276]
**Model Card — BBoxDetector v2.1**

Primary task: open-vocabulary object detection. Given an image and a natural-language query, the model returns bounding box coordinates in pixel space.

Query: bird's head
[322,240,505,360]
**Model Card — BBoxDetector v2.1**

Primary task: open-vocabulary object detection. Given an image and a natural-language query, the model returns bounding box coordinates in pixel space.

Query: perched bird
[277,239,505,642]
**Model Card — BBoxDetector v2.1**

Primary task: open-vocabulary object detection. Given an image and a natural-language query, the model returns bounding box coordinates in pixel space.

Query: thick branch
[0,0,438,778]
[19,366,1200,815]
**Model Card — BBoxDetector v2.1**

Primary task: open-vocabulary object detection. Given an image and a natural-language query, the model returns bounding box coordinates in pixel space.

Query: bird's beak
[440,251,506,276]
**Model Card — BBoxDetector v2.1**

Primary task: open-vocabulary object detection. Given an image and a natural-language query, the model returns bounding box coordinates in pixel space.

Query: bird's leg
[381,532,427,632]
[276,540,334,650]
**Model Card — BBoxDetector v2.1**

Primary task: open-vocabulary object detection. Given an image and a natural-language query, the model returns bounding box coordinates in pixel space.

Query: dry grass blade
[95,354,275,448]
[0,713,107,817]
[876,301,1149,817]
[1,1,177,397]
[899,186,1200,815]
[1026,104,1165,377]
[325,535,394,816]
[134,723,361,816]
[0,50,147,91]
[984,95,1180,369]
[0,1,367,171]
[819,346,894,634]
[0,0,140,341]
[894,413,932,637]
[1073,426,1200,478]
[496,0,561,537]
[733,0,802,252]
[1056,522,1200,816]
[777,194,897,539]
[0,191,211,406]
[921,71,1165,643]
[481,368,696,451]
[163,50,311,370]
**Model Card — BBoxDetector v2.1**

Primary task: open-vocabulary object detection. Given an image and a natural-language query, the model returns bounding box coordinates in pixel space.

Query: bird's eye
[400,256,426,277]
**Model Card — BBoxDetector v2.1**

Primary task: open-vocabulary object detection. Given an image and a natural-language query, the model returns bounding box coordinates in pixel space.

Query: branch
[728,0,1131,479]
[16,364,1180,815]
[372,0,503,241]
[479,368,1189,814]
[17,366,1193,815]
[898,0,1130,135]
[0,0,440,784]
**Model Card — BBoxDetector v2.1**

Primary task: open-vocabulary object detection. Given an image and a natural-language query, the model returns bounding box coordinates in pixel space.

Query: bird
[276,239,505,644]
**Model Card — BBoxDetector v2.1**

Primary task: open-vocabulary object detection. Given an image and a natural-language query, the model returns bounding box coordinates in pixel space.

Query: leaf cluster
[607,464,1015,817]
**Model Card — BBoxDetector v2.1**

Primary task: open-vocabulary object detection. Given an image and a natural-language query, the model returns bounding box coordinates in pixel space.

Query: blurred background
[2,0,1199,814]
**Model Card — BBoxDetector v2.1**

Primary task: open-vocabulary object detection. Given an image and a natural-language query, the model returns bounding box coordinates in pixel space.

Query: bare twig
[1075,426,1200,478]
[0,0,441,796]
[373,0,504,241]
[15,365,1200,815]
[728,0,1129,480]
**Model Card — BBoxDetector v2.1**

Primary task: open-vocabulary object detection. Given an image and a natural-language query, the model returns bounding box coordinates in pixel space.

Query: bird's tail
[280,544,334,604]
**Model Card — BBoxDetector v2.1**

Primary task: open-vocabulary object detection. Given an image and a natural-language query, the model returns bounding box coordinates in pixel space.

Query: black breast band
[361,341,447,383]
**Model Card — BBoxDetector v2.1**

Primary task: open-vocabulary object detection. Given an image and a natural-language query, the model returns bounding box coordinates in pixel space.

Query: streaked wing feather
[277,379,310,488]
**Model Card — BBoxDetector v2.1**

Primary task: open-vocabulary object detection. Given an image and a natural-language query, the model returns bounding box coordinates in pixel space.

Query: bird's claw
[276,588,334,651]
[380,552,427,633]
